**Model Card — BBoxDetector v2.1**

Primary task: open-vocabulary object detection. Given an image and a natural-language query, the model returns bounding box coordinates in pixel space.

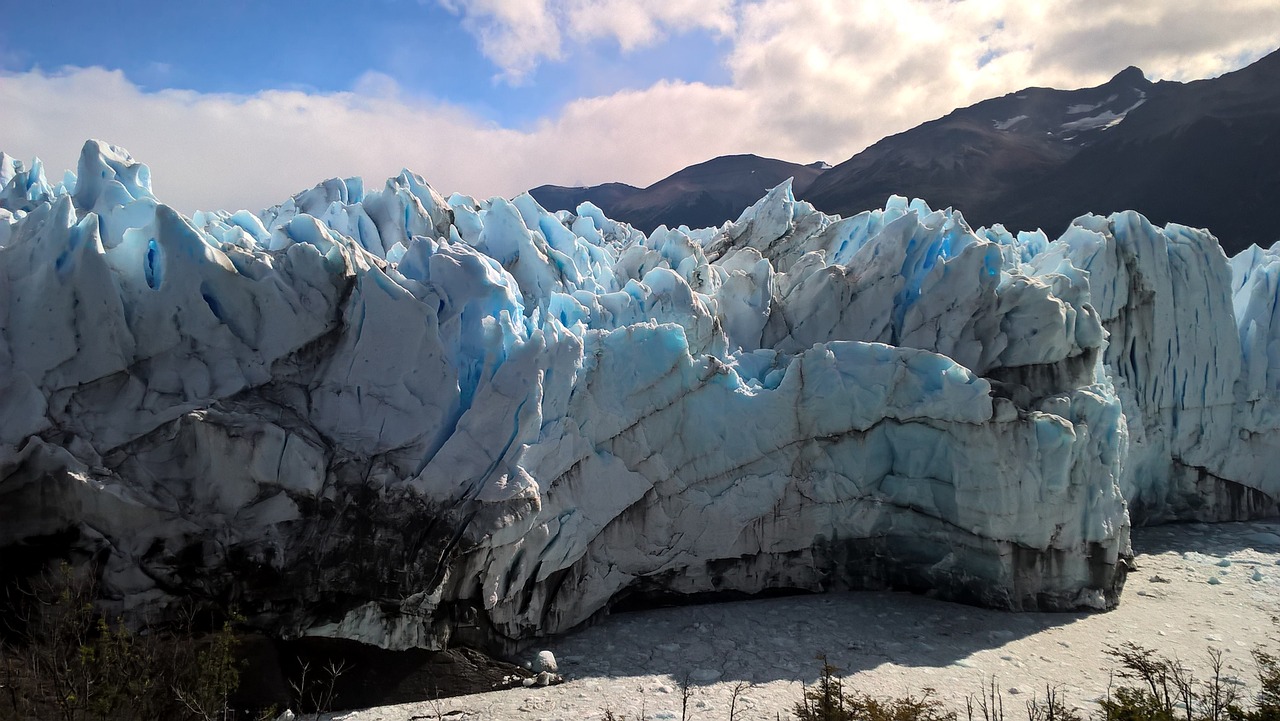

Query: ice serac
[1006,214,1280,521]
[0,141,1273,655]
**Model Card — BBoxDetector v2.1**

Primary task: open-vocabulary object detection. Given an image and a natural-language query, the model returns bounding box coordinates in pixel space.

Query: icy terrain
[0,141,1276,654]
[337,520,1280,721]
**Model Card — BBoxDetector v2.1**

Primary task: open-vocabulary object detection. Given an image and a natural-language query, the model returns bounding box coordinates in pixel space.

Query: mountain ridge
[804,49,1280,254]
[529,49,1280,254]
[529,153,826,233]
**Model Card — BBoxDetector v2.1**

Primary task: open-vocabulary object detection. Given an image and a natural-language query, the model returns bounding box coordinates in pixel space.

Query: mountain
[801,66,1153,228]
[802,50,1280,254]
[526,52,1280,253]
[993,51,1280,252]
[529,154,828,233]
[522,181,640,218]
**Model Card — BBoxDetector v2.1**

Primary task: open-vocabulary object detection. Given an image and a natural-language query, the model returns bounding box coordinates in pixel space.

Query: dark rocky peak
[1108,65,1150,87]
[530,154,825,233]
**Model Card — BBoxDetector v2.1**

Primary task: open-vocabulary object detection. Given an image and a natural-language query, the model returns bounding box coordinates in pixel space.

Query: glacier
[0,141,1276,653]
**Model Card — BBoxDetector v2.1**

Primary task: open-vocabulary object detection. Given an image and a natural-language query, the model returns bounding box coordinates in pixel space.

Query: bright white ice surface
[1,141,1277,652]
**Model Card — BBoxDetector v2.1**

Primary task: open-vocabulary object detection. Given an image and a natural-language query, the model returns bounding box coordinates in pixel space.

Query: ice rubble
[0,141,1276,653]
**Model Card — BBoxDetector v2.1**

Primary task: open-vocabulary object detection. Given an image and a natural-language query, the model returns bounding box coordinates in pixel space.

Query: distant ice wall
[0,140,1271,652]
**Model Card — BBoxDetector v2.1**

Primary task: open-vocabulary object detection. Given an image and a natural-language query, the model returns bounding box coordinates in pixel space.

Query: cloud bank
[3,0,1277,214]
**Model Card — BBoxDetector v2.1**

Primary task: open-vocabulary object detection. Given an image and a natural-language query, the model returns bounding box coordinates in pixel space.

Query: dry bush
[0,563,253,721]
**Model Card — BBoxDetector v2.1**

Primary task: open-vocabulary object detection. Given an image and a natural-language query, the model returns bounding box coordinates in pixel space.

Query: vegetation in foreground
[599,635,1280,721]
[0,563,349,721]
[785,644,1280,721]
[4,564,1278,721]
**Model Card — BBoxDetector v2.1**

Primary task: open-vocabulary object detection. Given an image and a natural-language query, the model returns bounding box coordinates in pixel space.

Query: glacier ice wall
[0,141,1273,652]
[995,215,1280,521]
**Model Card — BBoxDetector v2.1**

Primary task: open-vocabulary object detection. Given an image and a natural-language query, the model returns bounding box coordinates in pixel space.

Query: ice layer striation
[0,141,1276,652]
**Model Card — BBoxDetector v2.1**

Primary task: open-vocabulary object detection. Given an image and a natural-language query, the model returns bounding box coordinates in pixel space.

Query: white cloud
[437,0,564,83]
[3,0,1278,216]
[563,0,736,50]
[0,67,753,213]
[426,0,1280,179]
[436,0,737,82]
[1019,0,1280,80]
[722,0,1280,165]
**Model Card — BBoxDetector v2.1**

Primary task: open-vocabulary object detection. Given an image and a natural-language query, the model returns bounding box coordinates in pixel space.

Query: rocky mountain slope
[801,67,1152,232]
[992,50,1280,253]
[533,50,1280,254]
[530,154,828,233]
[802,50,1280,254]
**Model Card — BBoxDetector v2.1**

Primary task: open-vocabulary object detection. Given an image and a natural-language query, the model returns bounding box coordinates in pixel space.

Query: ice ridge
[0,140,1274,653]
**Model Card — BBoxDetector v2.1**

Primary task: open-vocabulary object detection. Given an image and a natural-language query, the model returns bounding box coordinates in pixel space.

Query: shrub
[1249,649,1280,721]
[791,636,1278,721]
[793,654,854,721]
[1024,684,1085,721]
[1098,643,1242,721]
[287,656,350,716]
[174,615,244,721]
[794,654,956,721]
[0,563,252,721]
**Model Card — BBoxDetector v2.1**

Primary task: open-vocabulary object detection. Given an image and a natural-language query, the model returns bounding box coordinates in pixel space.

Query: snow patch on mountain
[993,115,1029,130]
[1060,96,1147,132]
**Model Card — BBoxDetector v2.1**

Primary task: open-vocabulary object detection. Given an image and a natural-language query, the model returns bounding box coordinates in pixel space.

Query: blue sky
[3,0,1278,212]
[0,0,729,124]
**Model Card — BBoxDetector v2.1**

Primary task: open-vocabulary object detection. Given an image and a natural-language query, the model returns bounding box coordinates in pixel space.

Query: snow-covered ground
[335,520,1280,721]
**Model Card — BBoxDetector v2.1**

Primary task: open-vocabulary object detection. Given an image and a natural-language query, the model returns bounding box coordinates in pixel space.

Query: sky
[2,0,1278,213]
